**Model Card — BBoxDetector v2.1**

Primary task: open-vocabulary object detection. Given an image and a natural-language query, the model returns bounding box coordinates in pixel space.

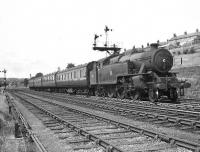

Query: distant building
[168,29,200,48]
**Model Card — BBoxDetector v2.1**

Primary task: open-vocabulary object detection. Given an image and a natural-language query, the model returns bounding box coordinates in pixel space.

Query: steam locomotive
[29,43,190,102]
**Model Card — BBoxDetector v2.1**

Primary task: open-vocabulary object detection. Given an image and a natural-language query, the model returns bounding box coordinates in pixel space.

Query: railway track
[18,90,200,135]
[21,89,200,112]
[10,91,198,151]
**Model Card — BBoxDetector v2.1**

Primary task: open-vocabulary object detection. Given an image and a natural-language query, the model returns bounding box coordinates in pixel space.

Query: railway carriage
[28,78,34,89]
[42,72,56,91]
[33,77,42,91]
[54,62,95,94]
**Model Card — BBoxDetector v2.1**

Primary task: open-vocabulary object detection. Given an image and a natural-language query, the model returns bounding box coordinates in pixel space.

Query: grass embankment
[0,94,37,152]
[0,94,17,151]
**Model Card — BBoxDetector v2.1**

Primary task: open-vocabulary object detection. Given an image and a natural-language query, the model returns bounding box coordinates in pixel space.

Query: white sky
[0,0,200,78]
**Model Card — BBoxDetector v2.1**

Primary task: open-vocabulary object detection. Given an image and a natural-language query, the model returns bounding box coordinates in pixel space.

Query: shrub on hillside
[183,49,188,54]
[189,47,195,54]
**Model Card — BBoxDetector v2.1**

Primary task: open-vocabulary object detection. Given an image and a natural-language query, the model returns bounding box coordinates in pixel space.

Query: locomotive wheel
[148,89,158,102]
[170,88,178,102]
[117,87,125,99]
[130,91,140,100]
[108,90,114,98]
[95,90,99,97]
[101,90,107,97]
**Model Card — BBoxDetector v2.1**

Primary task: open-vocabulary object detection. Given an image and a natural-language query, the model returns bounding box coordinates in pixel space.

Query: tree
[35,72,43,78]
[66,63,75,69]
[24,78,29,87]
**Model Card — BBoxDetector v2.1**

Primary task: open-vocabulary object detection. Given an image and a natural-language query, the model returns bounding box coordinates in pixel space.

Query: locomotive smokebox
[130,47,173,73]
[152,48,173,73]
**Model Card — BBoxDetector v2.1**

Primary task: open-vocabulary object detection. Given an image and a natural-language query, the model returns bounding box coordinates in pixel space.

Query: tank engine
[90,43,188,102]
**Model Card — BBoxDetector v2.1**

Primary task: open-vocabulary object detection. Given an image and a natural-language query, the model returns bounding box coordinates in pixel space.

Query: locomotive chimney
[173,33,177,37]
[184,31,187,35]
[196,29,199,33]
[150,43,158,49]
[157,40,160,44]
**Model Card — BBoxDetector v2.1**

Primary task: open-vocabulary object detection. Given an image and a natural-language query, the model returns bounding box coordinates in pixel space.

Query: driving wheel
[148,89,158,102]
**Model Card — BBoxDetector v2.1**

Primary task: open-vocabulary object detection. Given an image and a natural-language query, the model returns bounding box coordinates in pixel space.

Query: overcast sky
[0,0,200,78]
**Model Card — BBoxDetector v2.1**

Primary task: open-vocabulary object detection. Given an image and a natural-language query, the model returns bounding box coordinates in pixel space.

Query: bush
[189,48,195,54]
[183,49,188,54]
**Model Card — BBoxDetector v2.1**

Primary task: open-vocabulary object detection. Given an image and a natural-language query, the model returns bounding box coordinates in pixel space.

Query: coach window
[77,70,80,79]
[74,71,76,79]
[83,68,86,77]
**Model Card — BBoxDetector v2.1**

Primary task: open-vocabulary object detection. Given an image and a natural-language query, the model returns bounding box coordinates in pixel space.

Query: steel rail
[13,91,200,151]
